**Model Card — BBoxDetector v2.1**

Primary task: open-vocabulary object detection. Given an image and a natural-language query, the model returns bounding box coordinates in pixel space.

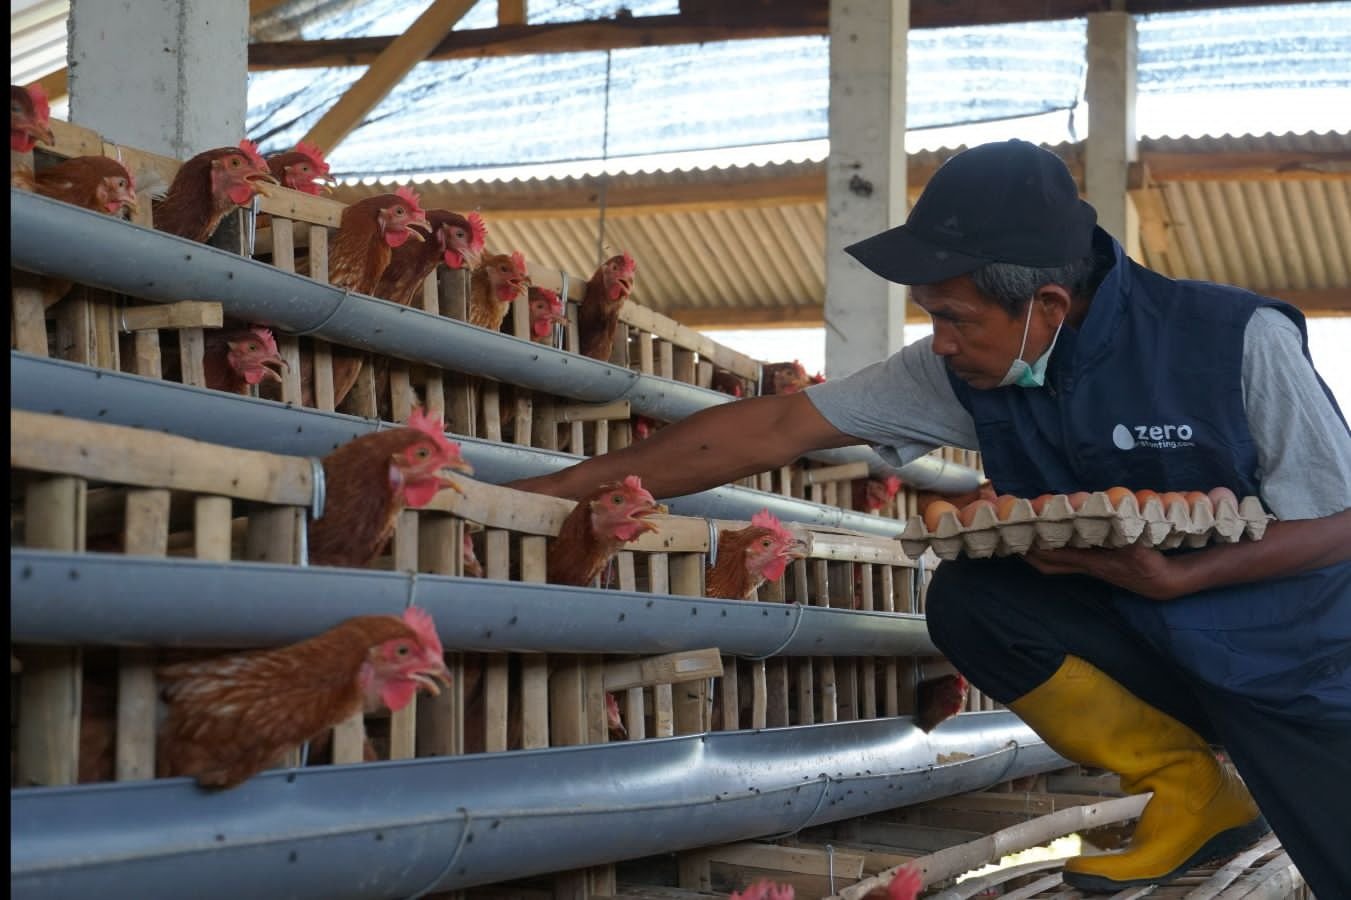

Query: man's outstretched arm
[508,392,860,501]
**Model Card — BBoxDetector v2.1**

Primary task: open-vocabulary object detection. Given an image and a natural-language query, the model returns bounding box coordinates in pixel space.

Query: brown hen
[152,140,276,243]
[157,607,450,789]
[467,250,529,332]
[578,252,636,361]
[706,510,805,601]
[310,407,473,569]
[299,187,430,409]
[546,475,660,588]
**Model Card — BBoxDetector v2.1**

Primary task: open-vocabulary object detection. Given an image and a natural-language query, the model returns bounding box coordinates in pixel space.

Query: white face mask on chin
[998,300,1065,389]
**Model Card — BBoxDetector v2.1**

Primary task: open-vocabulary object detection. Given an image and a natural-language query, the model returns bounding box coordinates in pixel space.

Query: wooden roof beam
[247,0,1319,71]
[300,0,477,154]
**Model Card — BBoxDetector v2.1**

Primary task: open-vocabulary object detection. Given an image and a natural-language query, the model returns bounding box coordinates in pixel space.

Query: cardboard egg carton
[900,492,1270,561]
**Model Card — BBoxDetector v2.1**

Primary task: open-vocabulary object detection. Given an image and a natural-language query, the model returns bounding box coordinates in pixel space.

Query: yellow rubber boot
[1009,655,1270,891]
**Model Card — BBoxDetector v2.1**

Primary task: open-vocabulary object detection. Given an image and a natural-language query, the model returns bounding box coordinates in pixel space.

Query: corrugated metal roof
[334,133,1351,323]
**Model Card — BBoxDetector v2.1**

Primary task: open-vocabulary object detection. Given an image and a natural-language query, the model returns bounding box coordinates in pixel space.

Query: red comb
[394,185,424,215]
[238,139,266,169]
[248,326,278,351]
[401,606,443,655]
[293,140,330,173]
[467,211,487,253]
[619,250,636,274]
[407,405,445,439]
[511,250,528,275]
[27,83,50,120]
[750,509,795,542]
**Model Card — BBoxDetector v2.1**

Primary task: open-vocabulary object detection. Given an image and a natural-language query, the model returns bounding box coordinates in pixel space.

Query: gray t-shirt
[805,307,1351,521]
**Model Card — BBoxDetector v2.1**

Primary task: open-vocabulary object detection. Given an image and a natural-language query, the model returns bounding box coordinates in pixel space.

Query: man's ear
[1034,283,1073,322]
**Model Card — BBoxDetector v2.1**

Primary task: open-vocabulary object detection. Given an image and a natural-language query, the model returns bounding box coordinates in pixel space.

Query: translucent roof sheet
[244,1,1351,179]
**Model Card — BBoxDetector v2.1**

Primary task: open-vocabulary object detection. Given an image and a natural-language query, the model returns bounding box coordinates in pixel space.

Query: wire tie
[403,809,473,900]
[745,602,805,661]
[292,288,355,337]
[706,520,719,568]
[406,572,419,610]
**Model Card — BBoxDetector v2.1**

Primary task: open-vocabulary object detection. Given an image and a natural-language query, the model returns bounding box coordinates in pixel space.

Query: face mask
[998,301,1065,389]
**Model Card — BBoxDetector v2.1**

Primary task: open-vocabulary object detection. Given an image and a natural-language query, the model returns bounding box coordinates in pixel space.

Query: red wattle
[402,478,443,508]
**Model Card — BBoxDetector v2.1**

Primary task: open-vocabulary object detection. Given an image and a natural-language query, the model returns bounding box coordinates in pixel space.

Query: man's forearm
[1174,508,1351,595]
[508,394,852,500]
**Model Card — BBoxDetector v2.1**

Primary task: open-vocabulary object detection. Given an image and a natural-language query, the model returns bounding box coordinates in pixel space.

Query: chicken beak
[260,354,289,382]
[248,172,279,197]
[436,459,474,494]
[411,664,452,696]
[631,507,661,535]
[789,539,808,559]
[33,122,55,146]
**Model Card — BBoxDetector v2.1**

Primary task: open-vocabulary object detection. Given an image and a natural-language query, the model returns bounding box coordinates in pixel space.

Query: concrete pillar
[824,0,909,378]
[68,0,248,160]
[1085,11,1141,259]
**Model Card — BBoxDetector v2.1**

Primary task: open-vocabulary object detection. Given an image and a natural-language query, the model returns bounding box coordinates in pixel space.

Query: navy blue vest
[948,230,1351,722]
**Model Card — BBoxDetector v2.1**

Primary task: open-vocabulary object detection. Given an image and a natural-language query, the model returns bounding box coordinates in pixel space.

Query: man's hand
[1024,544,1189,600]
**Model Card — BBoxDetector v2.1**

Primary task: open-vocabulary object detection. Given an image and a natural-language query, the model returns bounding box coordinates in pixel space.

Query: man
[510,139,1351,894]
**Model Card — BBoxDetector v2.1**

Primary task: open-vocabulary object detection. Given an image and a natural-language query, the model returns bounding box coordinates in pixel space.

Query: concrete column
[824,0,909,378]
[1085,11,1141,258]
[68,0,248,160]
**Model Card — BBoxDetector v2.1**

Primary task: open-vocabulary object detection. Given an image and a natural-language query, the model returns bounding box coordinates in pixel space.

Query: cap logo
[936,215,963,238]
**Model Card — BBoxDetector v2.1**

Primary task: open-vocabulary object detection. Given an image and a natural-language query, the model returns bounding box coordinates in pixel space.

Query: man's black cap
[845,139,1098,285]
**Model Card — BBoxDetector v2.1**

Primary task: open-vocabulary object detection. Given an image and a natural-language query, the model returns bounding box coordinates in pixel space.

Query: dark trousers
[924,556,1351,898]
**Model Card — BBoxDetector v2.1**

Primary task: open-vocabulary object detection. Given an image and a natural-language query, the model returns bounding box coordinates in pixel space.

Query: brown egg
[994,494,1021,521]
[1105,486,1133,508]
[922,500,959,532]
[1135,489,1161,509]
[1030,493,1056,515]
[1184,490,1212,513]
[1208,486,1239,510]
[1067,491,1092,511]
[958,498,996,527]
[1160,491,1188,512]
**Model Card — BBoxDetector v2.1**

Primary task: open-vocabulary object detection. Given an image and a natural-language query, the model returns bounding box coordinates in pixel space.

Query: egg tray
[900,492,1271,562]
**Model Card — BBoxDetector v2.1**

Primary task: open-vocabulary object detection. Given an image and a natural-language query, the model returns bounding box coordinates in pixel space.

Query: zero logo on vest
[1112,422,1196,451]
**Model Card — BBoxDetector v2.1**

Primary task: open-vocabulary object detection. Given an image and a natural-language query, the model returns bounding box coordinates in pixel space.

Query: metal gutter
[10,550,937,656]
[12,714,1064,899]
[12,352,924,539]
[8,189,980,493]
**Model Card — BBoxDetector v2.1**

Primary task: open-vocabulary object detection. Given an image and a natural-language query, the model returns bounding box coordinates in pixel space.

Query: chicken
[711,371,745,398]
[578,251,637,361]
[10,83,54,153]
[152,140,276,243]
[468,250,530,332]
[915,672,970,732]
[310,406,473,568]
[157,606,450,789]
[546,475,661,587]
[462,530,485,578]
[301,186,430,409]
[527,286,567,345]
[706,510,805,600]
[729,882,795,900]
[631,415,659,442]
[605,691,627,740]
[10,83,54,191]
[760,360,814,396]
[373,209,486,308]
[202,325,288,395]
[265,141,333,195]
[34,156,138,217]
[21,156,139,309]
[854,475,903,514]
[861,864,923,900]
